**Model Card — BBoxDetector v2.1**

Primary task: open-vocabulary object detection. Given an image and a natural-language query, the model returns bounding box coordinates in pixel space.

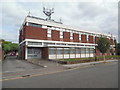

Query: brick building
[19,15,116,60]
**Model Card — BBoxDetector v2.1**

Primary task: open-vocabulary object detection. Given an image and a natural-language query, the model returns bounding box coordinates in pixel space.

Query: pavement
[2,56,67,79]
[63,59,118,68]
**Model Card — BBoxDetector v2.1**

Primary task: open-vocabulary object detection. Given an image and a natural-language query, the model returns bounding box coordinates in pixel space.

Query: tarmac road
[2,61,118,88]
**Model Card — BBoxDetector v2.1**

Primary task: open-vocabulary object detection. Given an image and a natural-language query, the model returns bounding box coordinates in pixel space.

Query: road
[2,62,118,88]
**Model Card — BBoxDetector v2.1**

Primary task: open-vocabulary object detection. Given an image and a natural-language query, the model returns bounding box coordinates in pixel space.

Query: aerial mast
[43,7,54,20]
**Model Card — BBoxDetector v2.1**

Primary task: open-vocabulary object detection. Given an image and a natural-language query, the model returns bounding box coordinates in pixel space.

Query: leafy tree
[116,43,120,55]
[2,40,19,54]
[10,43,19,52]
[96,37,110,62]
[2,41,12,54]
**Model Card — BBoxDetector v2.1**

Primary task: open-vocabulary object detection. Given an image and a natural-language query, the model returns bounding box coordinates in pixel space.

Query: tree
[10,43,19,52]
[96,37,110,62]
[2,40,19,54]
[116,43,120,55]
[2,41,12,54]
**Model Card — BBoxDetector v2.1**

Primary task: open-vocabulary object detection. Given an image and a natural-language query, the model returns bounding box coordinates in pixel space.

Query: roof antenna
[60,17,63,24]
[27,10,31,16]
[43,7,54,20]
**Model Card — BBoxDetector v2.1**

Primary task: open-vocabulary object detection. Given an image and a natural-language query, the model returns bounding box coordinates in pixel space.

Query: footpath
[1,59,118,80]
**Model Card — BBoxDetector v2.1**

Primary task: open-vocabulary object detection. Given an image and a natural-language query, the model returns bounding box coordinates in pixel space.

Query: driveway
[2,56,42,73]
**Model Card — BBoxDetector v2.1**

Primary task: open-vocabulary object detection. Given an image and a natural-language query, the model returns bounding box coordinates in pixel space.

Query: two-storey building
[19,15,116,60]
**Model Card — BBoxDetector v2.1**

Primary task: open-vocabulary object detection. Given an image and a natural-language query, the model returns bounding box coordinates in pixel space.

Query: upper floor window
[28,23,42,28]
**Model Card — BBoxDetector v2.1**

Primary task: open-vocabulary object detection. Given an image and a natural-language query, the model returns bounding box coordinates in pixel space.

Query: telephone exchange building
[19,15,116,60]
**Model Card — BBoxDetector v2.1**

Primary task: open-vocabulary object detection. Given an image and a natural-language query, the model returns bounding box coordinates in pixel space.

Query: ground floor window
[49,47,94,59]
[27,47,42,59]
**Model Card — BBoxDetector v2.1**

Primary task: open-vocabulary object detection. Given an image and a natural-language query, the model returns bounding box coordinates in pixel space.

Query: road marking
[1,62,117,82]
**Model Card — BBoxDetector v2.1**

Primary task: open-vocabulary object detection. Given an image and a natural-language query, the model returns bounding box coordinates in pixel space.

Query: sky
[1,0,119,43]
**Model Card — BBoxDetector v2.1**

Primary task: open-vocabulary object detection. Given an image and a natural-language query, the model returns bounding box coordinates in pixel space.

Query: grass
[59,55,120,62]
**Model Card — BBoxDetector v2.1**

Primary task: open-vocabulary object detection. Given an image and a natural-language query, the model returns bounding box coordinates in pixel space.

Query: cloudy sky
[1,0,119,43]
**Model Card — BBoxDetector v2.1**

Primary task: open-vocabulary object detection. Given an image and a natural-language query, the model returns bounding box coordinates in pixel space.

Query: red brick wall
[114,39,116,45]
[24,26,47,40]
[106,50,111,55]
[96,49,100,56]
[81,34,87,43]
[51,30,60,41]
[110,39,114,45]
[73,33,79,42]
[42,47,48,59]
[63,32,70,42]
[88,35,94,43]
[19,30,22,43]
[22,45,25,60]
[95,37,99,43]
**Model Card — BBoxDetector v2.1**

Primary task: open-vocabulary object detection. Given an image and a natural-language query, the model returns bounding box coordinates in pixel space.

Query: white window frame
[47,29,51,38]
[79,34,81,40]
[70,32,73,40]
[60,31,63,38]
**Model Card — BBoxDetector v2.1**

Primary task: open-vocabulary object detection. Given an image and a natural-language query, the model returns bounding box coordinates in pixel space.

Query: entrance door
[27,48,42,59]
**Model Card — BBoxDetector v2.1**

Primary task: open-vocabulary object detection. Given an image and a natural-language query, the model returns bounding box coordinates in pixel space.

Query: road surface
[2,61,118,88]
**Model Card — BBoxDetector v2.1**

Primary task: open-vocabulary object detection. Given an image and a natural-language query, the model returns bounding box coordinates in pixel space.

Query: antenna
[43,7,54,20]
[27,10,31,16]
[59,17,63,24]
[60,17,62,23]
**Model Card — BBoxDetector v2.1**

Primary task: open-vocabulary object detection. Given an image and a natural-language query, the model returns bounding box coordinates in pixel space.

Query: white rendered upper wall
[24,16,115,39]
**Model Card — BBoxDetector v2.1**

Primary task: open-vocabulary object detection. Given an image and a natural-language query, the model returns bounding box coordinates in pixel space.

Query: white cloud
[1,1,118,42]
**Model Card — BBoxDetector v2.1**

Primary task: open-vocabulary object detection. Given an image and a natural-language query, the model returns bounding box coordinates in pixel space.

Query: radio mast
[43,7,54,20]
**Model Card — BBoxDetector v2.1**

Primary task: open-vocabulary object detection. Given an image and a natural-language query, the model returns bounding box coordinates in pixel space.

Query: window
[47,29,51,38]
[90,48,94,54]
[86,48,89,54]
[70,48,75,54]
[76,48,81,54]
[28,23,42,28]
[64,48,70,54]
[28,42,42,45]
[81,48,85,54]
[49,48,56,55]
[27,48,41,58]
[57,48,63,54]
